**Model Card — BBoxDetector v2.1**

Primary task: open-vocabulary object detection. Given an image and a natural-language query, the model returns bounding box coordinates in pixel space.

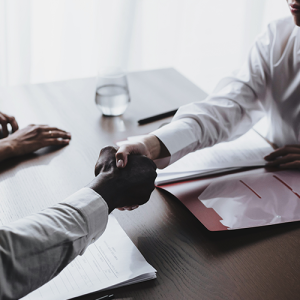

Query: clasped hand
[88,146,157,212]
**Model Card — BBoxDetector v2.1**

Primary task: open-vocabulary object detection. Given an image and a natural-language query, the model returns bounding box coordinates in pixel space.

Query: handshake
[87,146,157,212]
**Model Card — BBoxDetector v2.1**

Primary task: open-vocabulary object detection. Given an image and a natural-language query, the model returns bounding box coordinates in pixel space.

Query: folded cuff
[62,188,108,254]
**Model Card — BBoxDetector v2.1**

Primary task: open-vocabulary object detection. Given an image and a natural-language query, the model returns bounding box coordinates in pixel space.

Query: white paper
[199,170,300,230]
[155,129,273,184]
[158,130,271,173]
[155,167,240,185]
[22,215,156,300]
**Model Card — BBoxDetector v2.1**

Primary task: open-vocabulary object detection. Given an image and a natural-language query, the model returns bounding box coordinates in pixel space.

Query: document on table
[160,168,300,231]
[22,215,156,300]
[155,129,273,185]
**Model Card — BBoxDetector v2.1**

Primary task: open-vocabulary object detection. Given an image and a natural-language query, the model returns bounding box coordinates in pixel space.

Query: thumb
[115,146,130,168]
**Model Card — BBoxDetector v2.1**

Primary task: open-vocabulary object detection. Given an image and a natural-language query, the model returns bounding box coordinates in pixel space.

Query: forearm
[0,188,108,300]
[150,78,266,168]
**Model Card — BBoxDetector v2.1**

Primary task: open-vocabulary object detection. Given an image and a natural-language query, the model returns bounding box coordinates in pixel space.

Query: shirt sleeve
[0,187,108,300]
[152,23,275,169]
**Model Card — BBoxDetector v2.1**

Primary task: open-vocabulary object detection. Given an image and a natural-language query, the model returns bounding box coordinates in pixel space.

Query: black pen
[94,294,114,300]
[138,109,178,125]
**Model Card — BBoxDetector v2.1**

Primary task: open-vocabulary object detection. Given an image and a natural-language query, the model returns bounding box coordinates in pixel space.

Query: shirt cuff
[152,118,199,155]
[62,187,108,254]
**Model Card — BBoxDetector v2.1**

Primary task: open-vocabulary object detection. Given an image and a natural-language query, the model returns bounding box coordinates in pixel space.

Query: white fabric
[153,16,300,168]
[0,187,108,300]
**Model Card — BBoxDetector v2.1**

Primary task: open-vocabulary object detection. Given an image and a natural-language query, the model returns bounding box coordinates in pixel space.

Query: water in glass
[96,84,130,116]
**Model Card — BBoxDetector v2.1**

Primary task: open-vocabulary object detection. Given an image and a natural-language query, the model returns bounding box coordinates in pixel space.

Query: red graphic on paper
[273,175,300,199]
[239,180,261,199]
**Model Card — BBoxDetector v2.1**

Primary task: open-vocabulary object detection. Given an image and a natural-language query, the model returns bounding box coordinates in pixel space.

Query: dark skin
[87,146,157,213]
[0,111,18,137]
[0,110,71,162]
[265,145,300,169]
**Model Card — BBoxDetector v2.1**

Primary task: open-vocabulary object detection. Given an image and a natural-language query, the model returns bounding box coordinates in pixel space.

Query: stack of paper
[156,129,273,185]
[117,129,273,186]
[22,215,156,300]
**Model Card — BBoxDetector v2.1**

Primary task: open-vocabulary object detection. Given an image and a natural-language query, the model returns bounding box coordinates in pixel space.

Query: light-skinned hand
[115,134,169,168]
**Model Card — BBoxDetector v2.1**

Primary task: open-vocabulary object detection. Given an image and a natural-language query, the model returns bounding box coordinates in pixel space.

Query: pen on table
[94,294,114,300]
[137,109,178,125]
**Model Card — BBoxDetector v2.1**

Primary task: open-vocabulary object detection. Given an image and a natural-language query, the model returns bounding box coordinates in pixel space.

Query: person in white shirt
[0,146,157,300]
[115,0,300,197]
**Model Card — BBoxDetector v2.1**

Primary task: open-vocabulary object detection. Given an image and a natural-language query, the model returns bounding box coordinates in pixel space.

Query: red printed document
[159,169,300,231]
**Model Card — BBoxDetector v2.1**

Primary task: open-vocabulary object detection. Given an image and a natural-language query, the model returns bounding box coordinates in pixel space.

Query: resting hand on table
[88,146,157,213]
[264,144,300,169]
[0,124,71,162]
[0,111,19,137]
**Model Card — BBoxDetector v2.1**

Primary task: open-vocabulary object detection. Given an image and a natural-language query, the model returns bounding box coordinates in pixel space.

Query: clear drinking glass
[95,68,130,116]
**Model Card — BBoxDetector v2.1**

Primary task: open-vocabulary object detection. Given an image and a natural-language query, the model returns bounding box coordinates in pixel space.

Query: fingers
[41,127,71,147]
[4,114,19,132]
[117,205,139,211]
[10,117,19,132]
[266,154,300,166]
[264,145,300,170]
[115,145,130,168]
[278,161,300,169]
[42,138,70,147]
[115,142,147,168]
[42,130,71,140]
[0,116,9,138]
[95,146,118,175]
[29,125,71,147]
[265,145,300,161]
[39,125,70,135]
[29,125,71,140]
[0,113,19,137]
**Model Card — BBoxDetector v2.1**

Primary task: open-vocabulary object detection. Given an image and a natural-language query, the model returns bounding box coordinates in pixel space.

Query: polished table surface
[1,68,300,300]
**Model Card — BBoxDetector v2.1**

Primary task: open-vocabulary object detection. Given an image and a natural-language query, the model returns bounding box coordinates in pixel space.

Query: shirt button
[92,238,95,243]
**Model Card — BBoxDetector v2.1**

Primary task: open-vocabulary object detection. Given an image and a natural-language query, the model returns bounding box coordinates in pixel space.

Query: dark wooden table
[1,68,300,300]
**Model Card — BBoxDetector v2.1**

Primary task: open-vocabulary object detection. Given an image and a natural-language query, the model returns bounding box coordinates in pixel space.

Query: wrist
[142,134,170,160]
[87,175,118,213]
[141,135,161,160]
[0,139,15,162]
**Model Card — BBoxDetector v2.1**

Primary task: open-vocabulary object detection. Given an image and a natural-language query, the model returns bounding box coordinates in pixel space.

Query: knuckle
[33,128,39,135]
[0,117,7,124]
[40,140,47,147]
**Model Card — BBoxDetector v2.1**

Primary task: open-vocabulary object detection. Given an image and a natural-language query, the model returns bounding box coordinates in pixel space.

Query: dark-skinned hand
[0,111,19,138]
[264,144,300,169]
[6,124,71,157]
[87,146,157,213]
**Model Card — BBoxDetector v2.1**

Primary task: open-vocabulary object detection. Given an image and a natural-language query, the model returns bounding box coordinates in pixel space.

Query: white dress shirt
[0,188,108,300]
[153,16,300,167]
